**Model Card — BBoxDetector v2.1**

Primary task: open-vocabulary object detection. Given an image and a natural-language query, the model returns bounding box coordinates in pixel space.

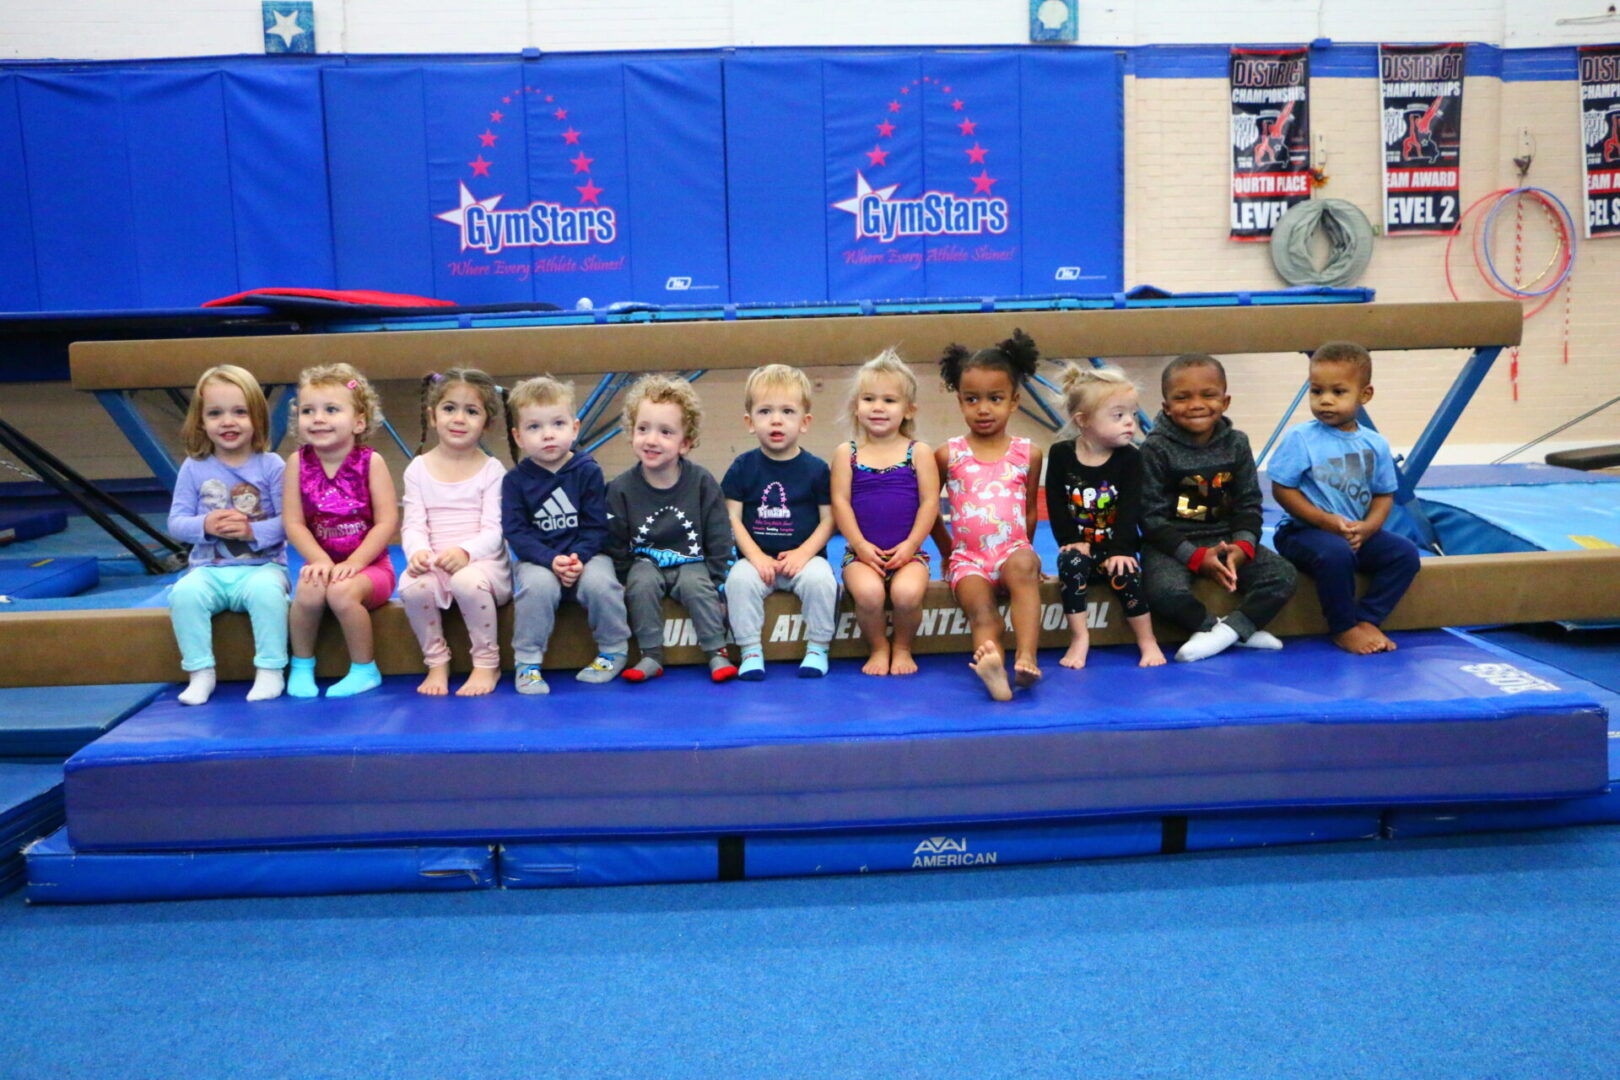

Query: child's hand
[1217,541,1249,585]
[299,558,334,586]
[1061,541,1092,556]
[1102,554,1138,578]
[1342,520,1372,551]
[330,558,365,582]
[204,509,251,540]
[883,540,919,571]
[1195,546,1238,592]
[434,547,470,574]
[557,554,584,587]
[407,549,435,576]
[749,552,778,586]
[776,548,811,579]
[852,540,885,572]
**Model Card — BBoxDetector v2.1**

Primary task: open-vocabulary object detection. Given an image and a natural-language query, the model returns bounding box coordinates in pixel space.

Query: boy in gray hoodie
[1139,354,1296,662]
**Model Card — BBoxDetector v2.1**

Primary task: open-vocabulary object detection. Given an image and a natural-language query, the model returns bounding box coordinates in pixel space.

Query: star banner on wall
[263,2,314,56]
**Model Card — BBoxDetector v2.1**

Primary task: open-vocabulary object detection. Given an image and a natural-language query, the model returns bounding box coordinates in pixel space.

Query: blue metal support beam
[93,390,179,490]
[1396,345,1502,503]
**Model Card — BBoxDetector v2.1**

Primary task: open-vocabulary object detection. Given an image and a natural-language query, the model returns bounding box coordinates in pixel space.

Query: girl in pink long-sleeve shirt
[399,369,512,697]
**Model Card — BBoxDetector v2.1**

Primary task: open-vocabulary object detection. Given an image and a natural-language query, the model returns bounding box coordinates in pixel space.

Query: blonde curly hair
[621,374,703,449]
[296,362,384,445]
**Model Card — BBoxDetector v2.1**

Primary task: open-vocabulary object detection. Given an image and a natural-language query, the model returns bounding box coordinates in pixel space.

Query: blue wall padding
[0,76,41,312]
[25,827,496,904]
[63,633,1610,853]
[0,556,98,598]
[124,72,241,307]
[18,74,144,309]
[324,67,436,297]
[500,839,719,887]
[746,820,1162,879]
[0,682,166,758]
[223,68,336,290]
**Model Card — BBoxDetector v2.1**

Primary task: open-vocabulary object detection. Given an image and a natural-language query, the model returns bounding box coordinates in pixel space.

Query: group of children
[166,334,1421,706]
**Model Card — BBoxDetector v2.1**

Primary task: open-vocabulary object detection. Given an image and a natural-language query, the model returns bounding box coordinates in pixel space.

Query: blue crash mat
[0,509,67,545]
[0,556,98,599]
[0,762,63,830]
[1417,482,1620,554]
[64,631,1610,852]
[0,683,168,758]
[24,828,496,904]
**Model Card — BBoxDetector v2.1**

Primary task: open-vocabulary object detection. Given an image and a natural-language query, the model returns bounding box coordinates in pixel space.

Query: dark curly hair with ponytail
[938,328,1041,394]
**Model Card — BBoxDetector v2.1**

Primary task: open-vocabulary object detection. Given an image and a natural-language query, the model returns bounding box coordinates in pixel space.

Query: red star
[888,101,902,113]
[561,126,582,145]
[876,120,896,138]
[490,110,504,123]
[502,96,511,104]
[469,155,492,177]
[554,107,568,120]
[965,142,987,164]
[545,95,553,102]
[577,179,603,204]
[570,150,594,173]
[943,85,953,93]
[901,86,910,94]
[971,170,996,194]
[958,117,977,136]
[952,99,964,111]
[478,130,498,147]
[866,145,890,167]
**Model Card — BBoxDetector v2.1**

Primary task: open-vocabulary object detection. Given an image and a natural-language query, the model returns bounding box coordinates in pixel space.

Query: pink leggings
[399,562,511,669]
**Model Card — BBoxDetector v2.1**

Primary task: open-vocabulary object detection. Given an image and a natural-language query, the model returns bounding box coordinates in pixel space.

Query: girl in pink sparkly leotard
[282,363,399,699]
[930,330,1045,703]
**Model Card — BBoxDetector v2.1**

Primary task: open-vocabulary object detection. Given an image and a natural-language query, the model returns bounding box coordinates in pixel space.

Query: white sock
[1237,629,1284,650]
[247,667,286,701]
[1175,620,1238,662]
[178,668,216,706]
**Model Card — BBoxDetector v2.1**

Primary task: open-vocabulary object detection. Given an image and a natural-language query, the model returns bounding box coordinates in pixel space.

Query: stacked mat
[0,764,64,895]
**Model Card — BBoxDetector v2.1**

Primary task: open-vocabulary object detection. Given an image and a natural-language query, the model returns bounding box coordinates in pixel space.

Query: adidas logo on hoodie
[533,489,578,533]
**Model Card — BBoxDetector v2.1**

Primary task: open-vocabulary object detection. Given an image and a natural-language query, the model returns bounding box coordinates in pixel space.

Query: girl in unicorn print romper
[931,330,1045,703]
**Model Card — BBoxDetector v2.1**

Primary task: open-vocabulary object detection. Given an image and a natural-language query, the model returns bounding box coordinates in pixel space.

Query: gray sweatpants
[512,554,630,664]
[1142,543,1297,639]
[624,560,728,660]
[724,554,839,647]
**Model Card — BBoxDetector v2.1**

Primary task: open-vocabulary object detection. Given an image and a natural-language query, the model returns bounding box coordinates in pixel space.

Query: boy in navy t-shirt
[1269,341,1421,655]
[723,364,839,679]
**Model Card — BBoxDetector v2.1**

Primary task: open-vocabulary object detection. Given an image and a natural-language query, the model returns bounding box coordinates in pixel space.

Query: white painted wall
[3,1,1620,60]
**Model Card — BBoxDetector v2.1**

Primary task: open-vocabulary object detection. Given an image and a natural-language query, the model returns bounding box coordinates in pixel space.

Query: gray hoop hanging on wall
[1270,198,1375,287]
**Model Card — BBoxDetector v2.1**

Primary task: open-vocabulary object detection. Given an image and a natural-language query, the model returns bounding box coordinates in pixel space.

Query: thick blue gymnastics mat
[0,555,97,599]
[63,631,1608,853]
[23,828,496,904]
[0,762,65,895]
[0,682,167,758]
[0,509,66,545]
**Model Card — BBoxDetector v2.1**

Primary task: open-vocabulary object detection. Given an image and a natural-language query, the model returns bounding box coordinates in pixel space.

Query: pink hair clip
[346,379,358,390]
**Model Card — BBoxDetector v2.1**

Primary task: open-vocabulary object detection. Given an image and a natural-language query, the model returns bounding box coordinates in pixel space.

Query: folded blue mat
[0,555,98,599]
[25,828,497,904]
[65,632,1610,852]
[0,683,167,758]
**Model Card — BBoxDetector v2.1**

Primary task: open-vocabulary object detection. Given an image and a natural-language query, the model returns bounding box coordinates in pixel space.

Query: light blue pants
[169,563,290,672]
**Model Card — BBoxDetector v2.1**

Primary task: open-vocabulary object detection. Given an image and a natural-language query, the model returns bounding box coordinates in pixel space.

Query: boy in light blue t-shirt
[1269,341,1420,655]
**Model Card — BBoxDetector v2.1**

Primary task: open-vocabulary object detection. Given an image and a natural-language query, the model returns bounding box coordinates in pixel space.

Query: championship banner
[1380,44,1465,235]
[1229,47,1311,241]
[1579,44,1620,238]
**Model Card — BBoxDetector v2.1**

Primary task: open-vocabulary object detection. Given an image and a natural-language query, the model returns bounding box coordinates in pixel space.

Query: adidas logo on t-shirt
[533,489,579,533]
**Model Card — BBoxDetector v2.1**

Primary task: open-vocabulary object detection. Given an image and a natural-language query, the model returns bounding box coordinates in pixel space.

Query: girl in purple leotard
[829,350,940,677]
[282,362,399,700]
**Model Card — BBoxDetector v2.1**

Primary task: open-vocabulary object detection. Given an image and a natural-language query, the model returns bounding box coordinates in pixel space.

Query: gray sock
[576,651,628,684]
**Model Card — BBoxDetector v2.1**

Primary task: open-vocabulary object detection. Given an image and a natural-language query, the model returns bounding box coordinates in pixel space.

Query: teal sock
[737,645,766,681]
[287,656,318,699]
[326,660,381,698]
[799,642,830,678]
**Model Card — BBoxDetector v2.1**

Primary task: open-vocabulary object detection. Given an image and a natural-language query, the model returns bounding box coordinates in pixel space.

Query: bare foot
[1059,638,1089,669]
[1365,622,1398,652]
[889,648,918,676]
[1138,643,1168,667]
[417,666,450,696]
[970,641,1013,702]
[862,641,891,676]
[1332,624,1384,655]
[457,667,500,697]
[1014,655,1042,689]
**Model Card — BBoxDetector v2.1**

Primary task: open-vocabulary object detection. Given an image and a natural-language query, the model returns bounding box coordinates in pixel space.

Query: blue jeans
[1274,522,1420,635]
[168,563,290,671]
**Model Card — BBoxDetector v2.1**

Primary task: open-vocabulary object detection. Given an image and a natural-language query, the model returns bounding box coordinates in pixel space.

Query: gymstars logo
[912,836,999,869]
[1460,663,1561,695]
[435,85,618,255]
[831,76,1011,244]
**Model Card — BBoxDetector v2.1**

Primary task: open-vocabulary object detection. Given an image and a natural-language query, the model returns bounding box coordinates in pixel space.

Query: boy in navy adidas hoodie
[502,375,630,694]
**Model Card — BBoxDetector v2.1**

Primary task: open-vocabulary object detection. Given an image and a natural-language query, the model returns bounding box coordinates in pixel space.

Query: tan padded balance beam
[4,548,1616,688]
[69,300,1523,390]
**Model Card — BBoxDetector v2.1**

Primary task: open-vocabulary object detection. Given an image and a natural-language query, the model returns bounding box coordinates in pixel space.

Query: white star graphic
[435,182,504,252]
[686,530,698,541]
[267,9,307,47]
[831,170,901,220]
